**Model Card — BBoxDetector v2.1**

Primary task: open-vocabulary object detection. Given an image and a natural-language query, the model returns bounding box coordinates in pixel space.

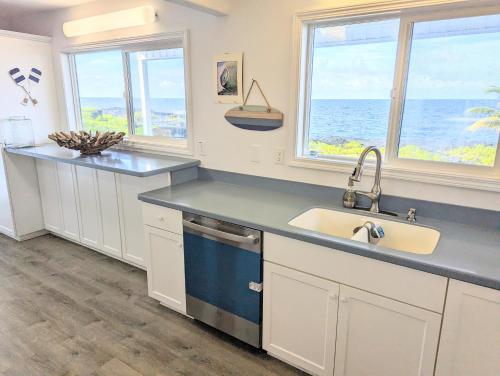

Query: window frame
[62,31,193,156]
[291,0,500,191]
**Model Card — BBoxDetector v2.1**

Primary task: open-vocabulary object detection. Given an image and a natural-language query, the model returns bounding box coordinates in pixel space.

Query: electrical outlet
[250,144,261,163]
[275,148,285,164]
[197,141,207,156]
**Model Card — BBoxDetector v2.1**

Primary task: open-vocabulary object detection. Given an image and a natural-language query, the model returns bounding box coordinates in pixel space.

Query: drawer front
[142,203,182,235]
[264,233,447,313]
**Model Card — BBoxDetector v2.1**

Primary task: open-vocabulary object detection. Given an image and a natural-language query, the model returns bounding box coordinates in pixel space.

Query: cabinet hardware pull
[183,219,258,244]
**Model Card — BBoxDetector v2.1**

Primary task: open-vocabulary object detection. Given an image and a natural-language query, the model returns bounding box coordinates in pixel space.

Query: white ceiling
[0,0,96,18]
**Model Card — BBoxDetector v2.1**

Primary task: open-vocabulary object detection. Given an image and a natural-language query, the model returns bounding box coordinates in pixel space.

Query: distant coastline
[79,97,498,165]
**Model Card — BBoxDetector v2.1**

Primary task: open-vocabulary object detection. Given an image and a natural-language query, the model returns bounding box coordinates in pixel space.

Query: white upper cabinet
[36,159,62,234]
[263,261,339,376]
[117,173,170,268]
[436,280,500,376]
[334,285,441,376]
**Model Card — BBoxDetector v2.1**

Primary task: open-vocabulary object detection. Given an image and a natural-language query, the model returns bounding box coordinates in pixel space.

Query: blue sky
[75,49,186,99]
[311,25,500,100]
[75,19,499,101]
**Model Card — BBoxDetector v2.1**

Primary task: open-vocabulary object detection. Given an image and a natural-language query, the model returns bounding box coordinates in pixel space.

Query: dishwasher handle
[183,219,259,245]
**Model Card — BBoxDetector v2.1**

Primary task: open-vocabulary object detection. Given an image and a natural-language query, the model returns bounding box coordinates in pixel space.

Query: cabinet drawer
[142,203,182,235]
[264,233,447,313]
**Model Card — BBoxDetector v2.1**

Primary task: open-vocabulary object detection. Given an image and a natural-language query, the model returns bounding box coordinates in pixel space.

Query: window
[74,50,128,134]
[307,19,400,159]
[69,34,190,151]
[129,48,187,139]
[399,15,500,166]
[296,4,500,180]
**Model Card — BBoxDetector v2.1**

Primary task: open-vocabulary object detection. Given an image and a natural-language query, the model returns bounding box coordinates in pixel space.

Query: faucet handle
[351,164,362,182]
[370,224,385,239]
[407,208,417,222]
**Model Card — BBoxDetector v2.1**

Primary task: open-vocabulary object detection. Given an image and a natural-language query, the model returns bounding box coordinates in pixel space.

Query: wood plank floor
[0,234,304,376]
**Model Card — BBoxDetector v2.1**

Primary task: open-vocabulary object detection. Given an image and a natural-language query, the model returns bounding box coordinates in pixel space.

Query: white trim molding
[167,0,229,16]
[60,30,194,156]
[0,29,51,43]
[288,0,500,192]
[295,0,500,21]
[60,30,186,53]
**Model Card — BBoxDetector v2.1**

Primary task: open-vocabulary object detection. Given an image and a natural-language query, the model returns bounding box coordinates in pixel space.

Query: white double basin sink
[289,208,440,255]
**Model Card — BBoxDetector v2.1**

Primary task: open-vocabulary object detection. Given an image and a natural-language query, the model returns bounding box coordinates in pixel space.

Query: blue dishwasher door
[184,219,262,347]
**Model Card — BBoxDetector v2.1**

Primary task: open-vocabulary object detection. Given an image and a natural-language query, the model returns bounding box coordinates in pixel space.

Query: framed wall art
[214,52,243,104]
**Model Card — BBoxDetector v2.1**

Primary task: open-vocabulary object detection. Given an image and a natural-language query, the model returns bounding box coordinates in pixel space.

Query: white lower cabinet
[36,159,62,233]
[75,166,102,249]
[75,166,123,258]
[263,261,441,376]
[435,280,500,376]
[263,262,339,376]
[56,162,80,242]
[117,173,170,267]
[334,285,441,376]
[0,150,15,236]
[36,161,170,268]
[96,170,122,258]
[144,224,186,314]
[1,150,45,239]
[37,160,80,240]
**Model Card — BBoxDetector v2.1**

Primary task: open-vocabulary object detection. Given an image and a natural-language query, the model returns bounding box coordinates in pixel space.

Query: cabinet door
[0,150,15,236]
[117,173,170,267]
[435,280,500,376]
[334,285,441,376]
[75,166,102,249]
[36,159,62,234]
[56,163,80,241]
[263,262,339,376]
[144,225,186,314]
[96,170,122,258]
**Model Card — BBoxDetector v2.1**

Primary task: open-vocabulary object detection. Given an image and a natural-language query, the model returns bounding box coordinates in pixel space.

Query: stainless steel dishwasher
[183,212,263,348]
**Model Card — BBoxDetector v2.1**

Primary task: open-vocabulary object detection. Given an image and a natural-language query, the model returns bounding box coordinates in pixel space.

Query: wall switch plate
[197,140,207,156]
[250,144,261,163]
[275,148,285,164]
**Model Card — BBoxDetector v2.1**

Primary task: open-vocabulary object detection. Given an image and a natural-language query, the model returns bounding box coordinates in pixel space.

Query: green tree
[467,86,500,131]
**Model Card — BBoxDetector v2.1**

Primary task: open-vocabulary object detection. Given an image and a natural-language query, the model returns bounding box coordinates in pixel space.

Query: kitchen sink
[288,208,440,255]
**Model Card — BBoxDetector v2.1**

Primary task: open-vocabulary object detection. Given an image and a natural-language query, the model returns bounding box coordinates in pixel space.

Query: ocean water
[80,97,498,150]
[310,99,499,150]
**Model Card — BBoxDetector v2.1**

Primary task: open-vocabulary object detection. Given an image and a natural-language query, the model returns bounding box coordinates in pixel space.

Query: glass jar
[0,116,35,148]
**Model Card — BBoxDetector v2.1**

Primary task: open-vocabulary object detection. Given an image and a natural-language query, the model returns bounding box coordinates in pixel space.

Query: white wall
[0,31,60,143]
[8,0,500,210]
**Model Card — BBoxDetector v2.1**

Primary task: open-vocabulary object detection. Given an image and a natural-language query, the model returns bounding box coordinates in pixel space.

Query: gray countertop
[139,179,500,290]
[6,144,200,177]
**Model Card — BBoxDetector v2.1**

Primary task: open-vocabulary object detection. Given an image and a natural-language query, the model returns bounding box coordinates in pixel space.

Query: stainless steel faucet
[343,146,383,213]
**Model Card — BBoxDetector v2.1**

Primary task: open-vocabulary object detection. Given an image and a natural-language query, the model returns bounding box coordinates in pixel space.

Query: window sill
[289,156,500,192]
[118,136,193,157]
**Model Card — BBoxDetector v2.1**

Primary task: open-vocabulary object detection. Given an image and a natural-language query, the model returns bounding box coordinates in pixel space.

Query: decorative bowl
[48,130,125,155]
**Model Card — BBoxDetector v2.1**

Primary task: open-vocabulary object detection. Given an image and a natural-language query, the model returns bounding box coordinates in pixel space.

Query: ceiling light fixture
[63,6,156,38]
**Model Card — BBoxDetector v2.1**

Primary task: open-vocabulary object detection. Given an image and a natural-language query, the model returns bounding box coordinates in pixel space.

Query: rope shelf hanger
[225,79,284,131]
